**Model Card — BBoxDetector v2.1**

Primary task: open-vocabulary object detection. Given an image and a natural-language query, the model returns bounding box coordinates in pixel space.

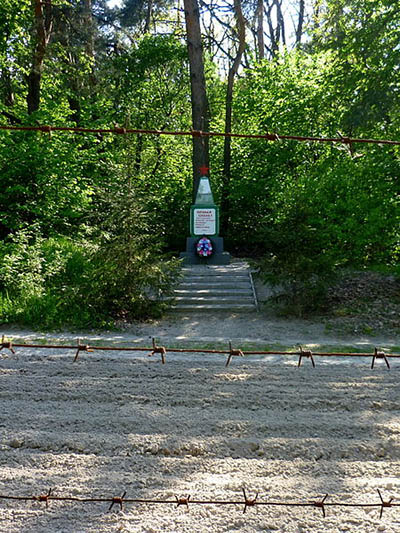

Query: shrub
[0,200,181,329]
[256,191,339,317]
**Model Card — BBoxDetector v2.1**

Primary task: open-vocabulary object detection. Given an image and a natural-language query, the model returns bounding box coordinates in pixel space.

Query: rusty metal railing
[1,335,398,368]
[0,124,400,147]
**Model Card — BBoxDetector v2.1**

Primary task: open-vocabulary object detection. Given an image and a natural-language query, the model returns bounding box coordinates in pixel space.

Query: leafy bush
[0,227,98,328]
[0,191,181,328]
[84,182,182,321]
[256,192,339,317]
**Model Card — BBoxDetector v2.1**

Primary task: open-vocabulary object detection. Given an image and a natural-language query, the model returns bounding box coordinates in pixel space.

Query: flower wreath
[196,237,213,257]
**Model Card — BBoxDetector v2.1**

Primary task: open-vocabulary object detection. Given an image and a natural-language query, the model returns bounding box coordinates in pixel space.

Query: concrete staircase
[172,262,258,311]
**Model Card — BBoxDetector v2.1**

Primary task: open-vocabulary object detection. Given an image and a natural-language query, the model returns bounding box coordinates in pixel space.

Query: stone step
[182,272,249,279]
[172,261,258,312]
[182,268,249,273]
[173,303,257,310]
[174,288,252,295]
[179,282,252,290]
[182,276,250,283]
[181,264,249,271]
[182,269,249,277]
[174,296,255,303]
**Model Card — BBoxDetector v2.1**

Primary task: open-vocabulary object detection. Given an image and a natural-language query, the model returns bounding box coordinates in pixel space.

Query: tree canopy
[0,0,398,326]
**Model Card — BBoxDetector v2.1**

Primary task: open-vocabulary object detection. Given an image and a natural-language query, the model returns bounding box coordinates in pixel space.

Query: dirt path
[120,310,399,349]
[1,307,398,351]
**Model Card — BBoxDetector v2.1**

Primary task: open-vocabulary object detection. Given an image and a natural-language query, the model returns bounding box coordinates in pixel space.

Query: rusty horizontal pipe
[4,342,400,358]
[0,124,399,146]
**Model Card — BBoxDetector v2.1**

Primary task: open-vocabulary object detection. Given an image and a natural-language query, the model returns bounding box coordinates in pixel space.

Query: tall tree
[255,0,265,59]
[310,0,400,132]
[220,0,246,233]
[265,0,286,57]
[0,0,31,118]
[295,0,305,44]
[84,0,95,59]
[27,0,53,114]
[118,0,176,35]
[183,0,210,198]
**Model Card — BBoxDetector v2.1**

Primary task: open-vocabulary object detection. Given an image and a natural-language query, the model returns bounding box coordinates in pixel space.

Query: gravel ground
[1,337,400,532]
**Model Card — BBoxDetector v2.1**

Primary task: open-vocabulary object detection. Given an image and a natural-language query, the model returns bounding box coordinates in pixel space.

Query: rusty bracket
[149,338,166,364]
[371,348,390,370]
[337,131,351,144]
[109,490,127,511]
[242,488,258,514]
[226,341,244,367]
[40,125,52,133]
[35,488,52,507]
[40,125,52,138]
[0,335,15,355]
[311,494,328,517]
[298,347,315,368]
[175,494,191,509]
[74,339,94,362]
[377,489,393,519]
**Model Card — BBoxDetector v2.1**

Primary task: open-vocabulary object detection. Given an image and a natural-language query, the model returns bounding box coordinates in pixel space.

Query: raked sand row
[1,349,400,532]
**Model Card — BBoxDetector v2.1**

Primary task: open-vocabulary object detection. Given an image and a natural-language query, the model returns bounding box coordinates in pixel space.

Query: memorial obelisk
[180,167,230,265]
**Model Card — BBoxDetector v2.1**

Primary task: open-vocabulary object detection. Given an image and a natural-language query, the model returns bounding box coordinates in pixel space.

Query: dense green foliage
[0,0,398,325]
[0,25,188,327]
[223,50,399,263]
[218,44,398,310]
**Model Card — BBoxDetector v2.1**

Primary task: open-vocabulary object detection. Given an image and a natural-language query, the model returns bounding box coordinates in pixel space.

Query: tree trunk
[256,0,265,60]
[83,0,97,91]
[27,0,52,114]
[84,0,94,58]
[1,68,14,107]
[296,0,305,44]
[183,0,210,200]
[274,0,286,47]
[0,68,20,124]
[220,0,246,234]
[144,0,153,32]
[265,1,278,57]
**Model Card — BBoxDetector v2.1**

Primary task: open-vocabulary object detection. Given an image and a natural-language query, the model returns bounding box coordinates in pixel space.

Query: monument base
[179,237,231,265]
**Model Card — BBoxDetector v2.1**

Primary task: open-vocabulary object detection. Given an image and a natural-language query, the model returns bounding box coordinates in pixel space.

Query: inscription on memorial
[193,208,216,235]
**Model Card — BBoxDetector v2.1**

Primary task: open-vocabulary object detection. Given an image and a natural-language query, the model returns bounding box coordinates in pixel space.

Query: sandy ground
[3,306,397,350]
[1,315,400,532]
[118,309,399,349]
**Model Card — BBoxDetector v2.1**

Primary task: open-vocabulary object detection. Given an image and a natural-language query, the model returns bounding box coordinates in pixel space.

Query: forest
[0,0,398,328]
